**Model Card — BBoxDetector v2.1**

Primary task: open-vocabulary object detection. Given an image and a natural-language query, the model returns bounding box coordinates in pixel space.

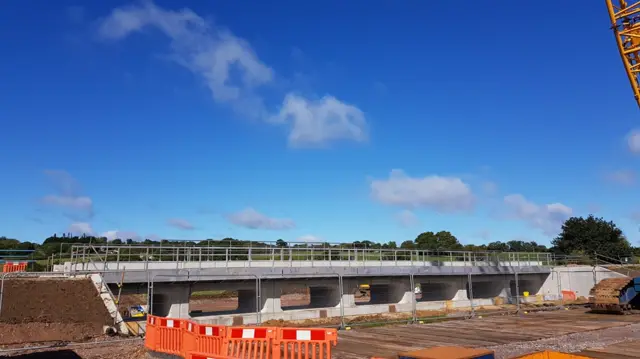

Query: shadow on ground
[1,350,82,358]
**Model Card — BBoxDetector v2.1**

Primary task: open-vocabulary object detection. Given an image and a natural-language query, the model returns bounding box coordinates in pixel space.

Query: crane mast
[606,0,640,108]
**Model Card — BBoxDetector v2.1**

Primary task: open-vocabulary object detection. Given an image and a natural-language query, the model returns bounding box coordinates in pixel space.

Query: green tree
[383,241,398,249]
[487,241,509,251]
[463,244,487,252]
[414,231,462,251]
[400,240,415,249]
[552,215,631,256]
[275,239,288,248]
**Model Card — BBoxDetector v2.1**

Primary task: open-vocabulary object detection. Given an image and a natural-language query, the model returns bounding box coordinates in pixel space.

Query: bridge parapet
[63,244,552,274]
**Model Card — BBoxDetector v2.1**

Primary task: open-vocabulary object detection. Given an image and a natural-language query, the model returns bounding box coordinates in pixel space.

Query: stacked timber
[589,277,630,305]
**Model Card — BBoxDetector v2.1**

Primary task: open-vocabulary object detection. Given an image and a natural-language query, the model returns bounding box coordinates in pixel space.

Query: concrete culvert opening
[115,289,148,319]
[280,285,311,310]
[189,290,239,317]
[355,282,411,305]
[510,279,541,298]
[467,280,505,299]
[150,293,170,317]
[354,284,371,304]
[418,282,457,302]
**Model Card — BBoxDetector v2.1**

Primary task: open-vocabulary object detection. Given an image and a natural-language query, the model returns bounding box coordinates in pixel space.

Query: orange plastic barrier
[223,327,276,359]
[183,321,199,357]
[188,353,236,359]
[2,262,27,273]
[153,317,186,355]
[277,328,337,359]
[145,315,338,359]
[561,290,577,301]
[145,316,158,350]
[197,323,227,355]
[514,351,593,359]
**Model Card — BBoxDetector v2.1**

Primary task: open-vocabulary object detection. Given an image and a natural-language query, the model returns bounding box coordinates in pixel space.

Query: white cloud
[101,230,141,241]
[226,208,295,230]
[370,169,475,212]
[271,94,367,146]
[503,194,572,236]
[68,222,94,235]
[605,170,636,185]
[41,170,94,218]
[481,181,498,195]
[395,210,419,227]
[98,0,272,118]
[167,218,195,230]
[97,1,367,146]
[297,234,323,243]
[43,195,93,211]
[628,129,640,154]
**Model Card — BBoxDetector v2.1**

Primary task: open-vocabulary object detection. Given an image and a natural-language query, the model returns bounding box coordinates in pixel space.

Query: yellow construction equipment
[357,284,370,297]
[606,0,640,108]
[583,1,640,315]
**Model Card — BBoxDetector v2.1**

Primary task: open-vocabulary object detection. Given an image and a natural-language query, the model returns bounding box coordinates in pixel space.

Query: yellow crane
[606,0,640,108]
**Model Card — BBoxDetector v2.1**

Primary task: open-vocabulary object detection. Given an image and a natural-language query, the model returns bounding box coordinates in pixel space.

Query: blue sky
[1,0,640,246]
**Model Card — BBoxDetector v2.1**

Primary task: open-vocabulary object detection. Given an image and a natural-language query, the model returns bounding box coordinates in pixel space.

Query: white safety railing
[66,244,552,272]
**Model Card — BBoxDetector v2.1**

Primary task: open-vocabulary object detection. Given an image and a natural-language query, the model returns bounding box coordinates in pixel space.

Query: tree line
[0,214,635,260]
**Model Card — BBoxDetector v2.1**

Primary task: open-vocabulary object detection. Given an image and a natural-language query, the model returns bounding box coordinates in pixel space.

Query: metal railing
[66,244,552,271]
[0,249,35,264]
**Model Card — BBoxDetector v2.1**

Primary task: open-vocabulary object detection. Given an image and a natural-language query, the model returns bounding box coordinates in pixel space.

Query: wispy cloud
[97,1,367,146]
[297,234,323,243]
[395,210,419,227]
[605,170,636,186]
[68,222,94,235]
[628,129,640,154]
[41,170,94,219]
[102,230,141,241]
[167,218,195,230]
[503,194,572,236]
[226,208,295,230]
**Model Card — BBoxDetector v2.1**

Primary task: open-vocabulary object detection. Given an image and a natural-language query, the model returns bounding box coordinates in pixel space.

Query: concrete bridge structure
[55,245,624,326]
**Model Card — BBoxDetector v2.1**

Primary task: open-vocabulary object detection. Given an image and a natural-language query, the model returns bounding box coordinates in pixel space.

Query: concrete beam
[99,265,551,284]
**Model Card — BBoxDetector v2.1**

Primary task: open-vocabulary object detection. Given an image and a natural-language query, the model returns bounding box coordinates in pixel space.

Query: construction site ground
[333,308,640,359]
[4,307,640,358]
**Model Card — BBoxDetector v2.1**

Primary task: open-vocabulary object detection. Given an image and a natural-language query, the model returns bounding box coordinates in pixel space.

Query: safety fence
[145,315,337,359]
[2,262,28,273]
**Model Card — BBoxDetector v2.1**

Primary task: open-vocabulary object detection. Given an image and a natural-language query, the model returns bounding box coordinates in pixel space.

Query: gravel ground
[1,338,145,358]
[489,322,640,359]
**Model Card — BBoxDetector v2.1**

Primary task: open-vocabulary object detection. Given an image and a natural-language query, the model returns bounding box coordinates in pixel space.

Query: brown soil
[0,278,112,346]
[2,340,147,358]
[116,294,146,309]
[115,294,147,317]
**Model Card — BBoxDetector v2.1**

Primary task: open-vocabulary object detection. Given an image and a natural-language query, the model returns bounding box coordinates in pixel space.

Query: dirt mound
[0,278,112,345]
